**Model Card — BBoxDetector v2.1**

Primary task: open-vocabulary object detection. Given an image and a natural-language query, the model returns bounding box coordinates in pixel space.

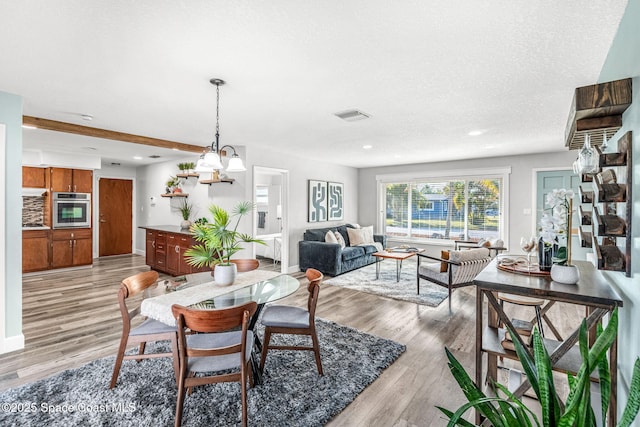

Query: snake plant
[438,308,640,426]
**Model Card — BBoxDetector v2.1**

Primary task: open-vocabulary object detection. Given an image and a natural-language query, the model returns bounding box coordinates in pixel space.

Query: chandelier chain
[215,82,220,137]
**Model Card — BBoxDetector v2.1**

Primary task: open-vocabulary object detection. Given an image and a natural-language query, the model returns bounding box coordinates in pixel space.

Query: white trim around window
[376,166,511,246]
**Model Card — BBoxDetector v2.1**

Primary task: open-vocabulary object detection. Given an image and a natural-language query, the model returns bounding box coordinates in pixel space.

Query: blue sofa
[298,224,386,276]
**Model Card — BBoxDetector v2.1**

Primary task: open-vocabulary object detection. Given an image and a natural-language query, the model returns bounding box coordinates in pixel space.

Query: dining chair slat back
[171,301,257,427]
[259,268,324,375]
[110,270,179,389]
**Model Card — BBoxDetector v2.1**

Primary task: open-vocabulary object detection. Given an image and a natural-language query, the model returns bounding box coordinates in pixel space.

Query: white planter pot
[550,264,580,284]
[214,263,237,286]
[180,220,192,229]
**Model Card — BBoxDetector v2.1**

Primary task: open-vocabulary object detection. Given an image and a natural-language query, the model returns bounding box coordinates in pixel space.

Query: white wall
[598,0,640,414]
[134,146,359,270]
[357,150,578,254]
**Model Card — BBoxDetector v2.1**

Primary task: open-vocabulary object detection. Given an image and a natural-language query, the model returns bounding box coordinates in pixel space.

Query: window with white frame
[380,169,508,243]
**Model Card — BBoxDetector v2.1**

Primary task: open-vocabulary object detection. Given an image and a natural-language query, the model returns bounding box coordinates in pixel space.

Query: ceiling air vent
[334,109,371,122]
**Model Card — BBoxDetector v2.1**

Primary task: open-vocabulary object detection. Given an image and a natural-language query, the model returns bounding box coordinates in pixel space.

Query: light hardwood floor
[1,255,584,426]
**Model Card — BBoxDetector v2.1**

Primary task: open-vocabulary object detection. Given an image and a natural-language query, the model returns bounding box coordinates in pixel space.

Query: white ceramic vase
[180,219,191,229]
[550,264,580,284]
[214,263,237,286]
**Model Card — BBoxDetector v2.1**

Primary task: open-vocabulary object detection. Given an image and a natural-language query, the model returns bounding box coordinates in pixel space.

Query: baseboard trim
[1,333,25,354]
[287,264,300,274]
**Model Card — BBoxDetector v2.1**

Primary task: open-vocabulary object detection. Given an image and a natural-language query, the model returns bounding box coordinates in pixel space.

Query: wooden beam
[23,116,206,154]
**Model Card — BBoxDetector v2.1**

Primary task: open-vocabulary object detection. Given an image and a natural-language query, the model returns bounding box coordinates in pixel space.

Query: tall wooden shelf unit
[565,78,633,278]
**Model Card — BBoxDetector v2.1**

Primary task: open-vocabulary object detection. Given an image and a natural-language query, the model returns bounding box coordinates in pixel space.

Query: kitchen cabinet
[154,231,167,272]
[145,229,157,268]
[51,228,92,269]
[167,233,198,275]
[50,168,93,193]
[22,229,51,273]
[143,226,209,276]
[22,167,47,188]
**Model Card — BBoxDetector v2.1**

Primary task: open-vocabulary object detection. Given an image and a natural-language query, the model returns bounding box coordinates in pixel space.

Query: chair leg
[310,328,323,376]
[170,333,180,385]
[174,377,186,427]
[259,328,272,371]
[138,342,146,357]
[448,285,453,315]
[109,335,129,389]
[241,364,248,427]
[247,360,255,388]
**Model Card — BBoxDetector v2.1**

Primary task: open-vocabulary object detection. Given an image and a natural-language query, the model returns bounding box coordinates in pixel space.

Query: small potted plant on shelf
[177,199,194,229]
[166,176,181,194]
[184,201,265,285]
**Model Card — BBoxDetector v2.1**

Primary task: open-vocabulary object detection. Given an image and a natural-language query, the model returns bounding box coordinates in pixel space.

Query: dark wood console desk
[473,260,622,426]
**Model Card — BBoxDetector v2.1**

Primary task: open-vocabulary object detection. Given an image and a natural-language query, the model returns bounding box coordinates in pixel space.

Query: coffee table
[372,249,424,282]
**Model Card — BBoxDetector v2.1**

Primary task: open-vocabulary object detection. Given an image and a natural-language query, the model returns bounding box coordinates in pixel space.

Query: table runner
[141,269,280,325]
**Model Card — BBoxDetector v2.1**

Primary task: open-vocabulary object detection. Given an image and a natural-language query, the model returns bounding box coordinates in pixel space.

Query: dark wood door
[99,178,132,256]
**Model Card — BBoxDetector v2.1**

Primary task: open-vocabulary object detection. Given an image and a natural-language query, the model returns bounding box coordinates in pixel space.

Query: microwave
[53,192,92,228]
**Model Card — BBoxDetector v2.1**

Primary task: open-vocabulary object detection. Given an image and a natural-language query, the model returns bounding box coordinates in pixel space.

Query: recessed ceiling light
[172,148,180,151]
[468,130,484,136]
[80,114,93,121]
[22,124,37,129]
[83,147,97,151]
[362,145,373,149]
[133,155,143,160]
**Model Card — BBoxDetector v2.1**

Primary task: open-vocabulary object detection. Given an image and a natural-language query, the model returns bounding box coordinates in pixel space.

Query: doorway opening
[253,166,289,273]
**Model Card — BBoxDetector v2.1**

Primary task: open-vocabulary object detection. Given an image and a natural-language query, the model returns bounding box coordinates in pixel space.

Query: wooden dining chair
[171,301,257,427]
[231,258,260,272]
[110,270,179,389]
[259,268,324,375]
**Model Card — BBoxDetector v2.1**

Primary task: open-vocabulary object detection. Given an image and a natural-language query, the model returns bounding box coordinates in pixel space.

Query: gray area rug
[324,258,448,307]
[0,319,404,427]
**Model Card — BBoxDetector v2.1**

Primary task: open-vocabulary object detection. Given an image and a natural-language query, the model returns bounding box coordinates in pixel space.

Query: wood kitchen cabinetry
[50,167,93,193]
[51,228,93,269]
[143,227,208,276]
[22,229,51,273]
[22,166,47,188]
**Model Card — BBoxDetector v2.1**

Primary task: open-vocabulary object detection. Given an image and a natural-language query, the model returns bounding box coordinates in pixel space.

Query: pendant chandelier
[195,78,246,173]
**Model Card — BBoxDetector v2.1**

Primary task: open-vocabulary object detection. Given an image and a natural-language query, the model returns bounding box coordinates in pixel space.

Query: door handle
[100,219,107,223]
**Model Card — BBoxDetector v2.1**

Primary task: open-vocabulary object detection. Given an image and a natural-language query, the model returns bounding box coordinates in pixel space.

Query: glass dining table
[140,269,300,384]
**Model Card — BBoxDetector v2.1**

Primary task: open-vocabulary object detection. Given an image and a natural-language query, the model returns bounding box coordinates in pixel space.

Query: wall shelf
[578,227,592,248]
[199,178,235,185]
[593,206,626,237]
[578,185,594,204]
[176,173,200,179]
[578,205,591,225]
[161,193,189,198]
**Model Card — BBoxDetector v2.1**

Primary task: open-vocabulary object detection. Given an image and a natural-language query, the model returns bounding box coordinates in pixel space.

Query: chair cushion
[341,246,365,261]
[449,247,490,262]
[261,305,310,328]
[186,330,254,373]
[130,318,177,336]
[359,243,380,255]
[418,262,448,284]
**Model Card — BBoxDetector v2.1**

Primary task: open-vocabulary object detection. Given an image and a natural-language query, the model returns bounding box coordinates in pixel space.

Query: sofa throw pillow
[440,250,450,273]
[334,231,346,248]
[347,225,374,246]
[325,230,338,244]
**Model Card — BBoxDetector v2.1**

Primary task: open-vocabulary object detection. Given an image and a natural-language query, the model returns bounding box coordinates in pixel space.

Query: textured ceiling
[0,0,629,168]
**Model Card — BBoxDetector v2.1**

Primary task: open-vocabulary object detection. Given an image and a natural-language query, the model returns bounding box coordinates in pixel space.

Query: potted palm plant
[184,201,265,285]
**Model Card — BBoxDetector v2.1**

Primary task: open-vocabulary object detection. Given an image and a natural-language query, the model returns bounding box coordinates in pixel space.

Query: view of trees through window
[384,178,502,242]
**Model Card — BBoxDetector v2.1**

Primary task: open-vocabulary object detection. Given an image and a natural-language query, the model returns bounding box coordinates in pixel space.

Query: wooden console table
[473,260,622,426]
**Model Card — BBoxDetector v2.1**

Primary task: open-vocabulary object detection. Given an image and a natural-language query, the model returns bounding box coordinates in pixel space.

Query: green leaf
[531,328,559,426]
[594,323,611,425]
[619,358,640,427]
[435,407,477,427]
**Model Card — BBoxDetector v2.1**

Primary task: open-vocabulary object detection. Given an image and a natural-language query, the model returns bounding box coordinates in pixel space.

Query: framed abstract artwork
[327,181,344,220]
[308,180,327,222]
